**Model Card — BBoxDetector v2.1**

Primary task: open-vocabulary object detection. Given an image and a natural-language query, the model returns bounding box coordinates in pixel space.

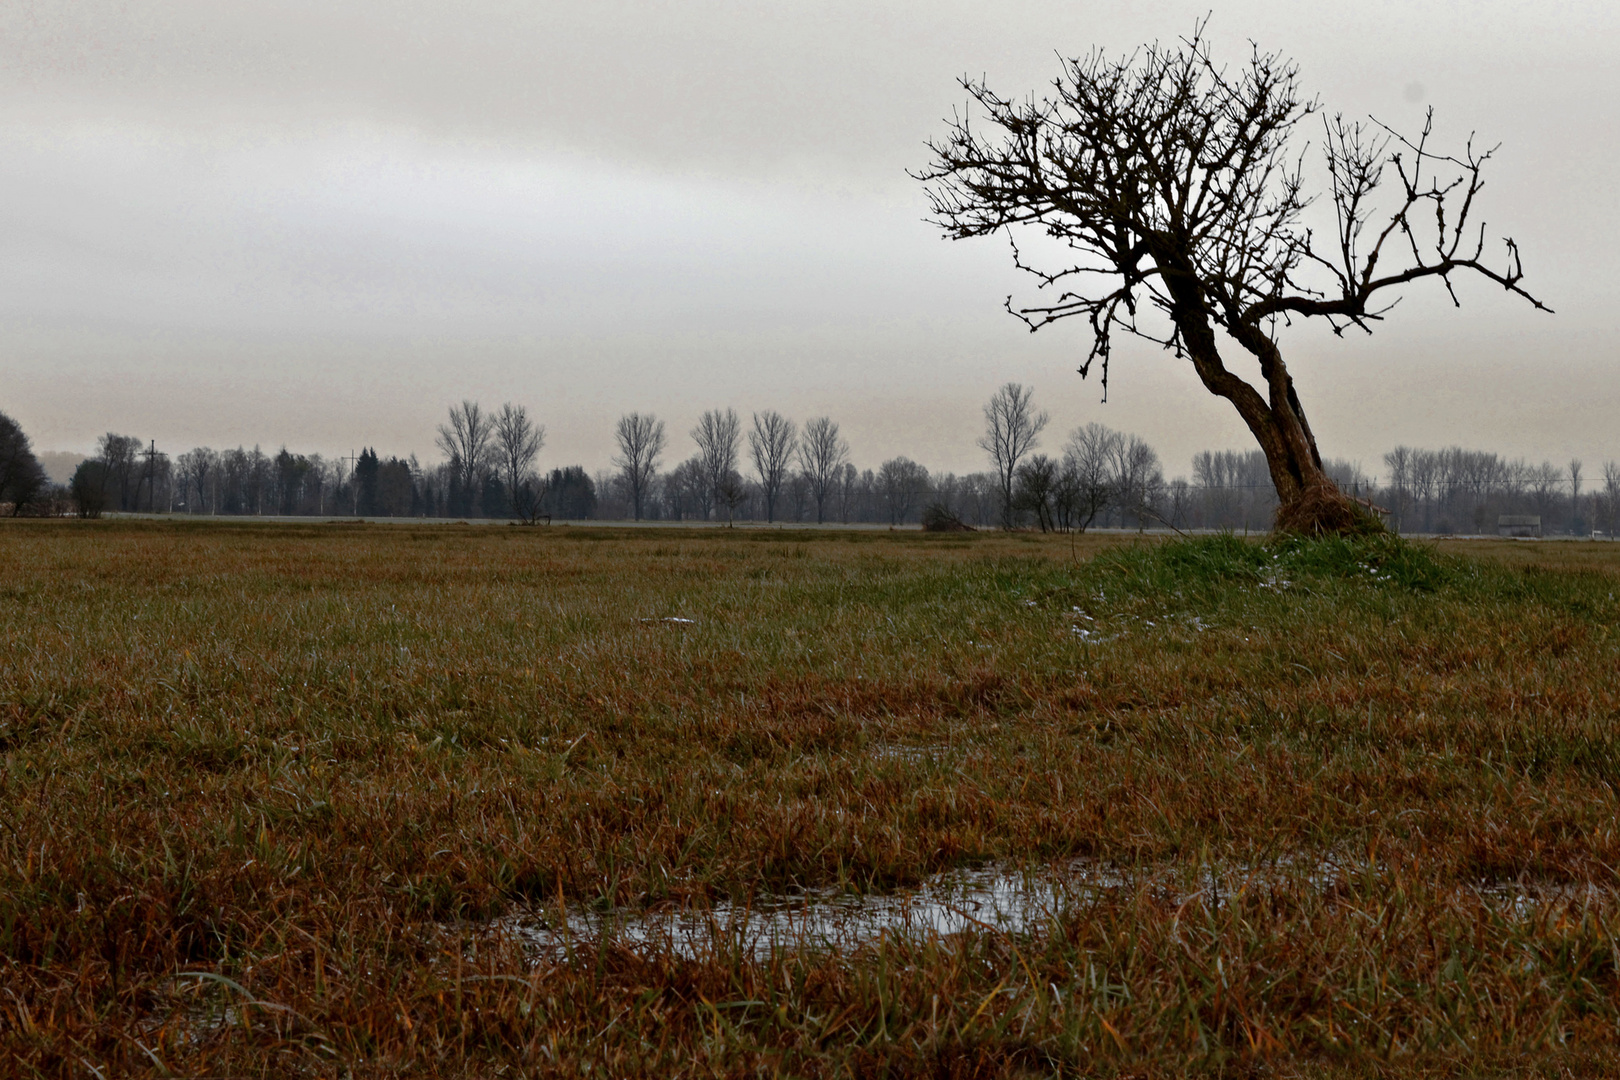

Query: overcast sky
[2,1,1615,479]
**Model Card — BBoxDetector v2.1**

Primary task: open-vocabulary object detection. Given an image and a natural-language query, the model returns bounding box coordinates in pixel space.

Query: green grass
[2,520,1619,1076]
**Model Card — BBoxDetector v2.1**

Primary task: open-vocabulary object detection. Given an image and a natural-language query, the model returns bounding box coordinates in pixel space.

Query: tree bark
[1162,258,1374,534]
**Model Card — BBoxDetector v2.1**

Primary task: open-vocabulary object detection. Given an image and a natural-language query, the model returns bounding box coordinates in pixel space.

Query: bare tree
[799,417,848,524]
[835,461,859,523]
[493,404,545,517]
[1413,452,1445,533]
[436,400,494,509]
[1013,455,1057,531]
[748,411,798,523]
[97,434,141,512]
[614,412,667,521]
[783,471,809,522]
[176,449,212,514]
[1063,423,1121,533]
[511,474,552,525]
[308,456,332,515]
[1109,435,1166,530]
[691,409,741,521]
[1050,463,1081,532]
[877,456,931,525]
[1529,461,1563,526]
[1166,477,1192,530]
[977,383,1048,529]
[668,456,710,521]
[918,23,1547,535]
[716,469,749,525]
[1382,446,1413,533]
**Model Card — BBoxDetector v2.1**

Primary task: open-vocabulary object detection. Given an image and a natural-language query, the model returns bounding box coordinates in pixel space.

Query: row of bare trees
[434,401,548,520]
[966,383,1620,536]
[610,409,856,524]
[591,390,1168,530]
[19,386,1620,535]
[970,383,1169,532]
[1382,449,1614,536]
[79,441,355,518]
[60,400,616,522]
[617,452,941,527]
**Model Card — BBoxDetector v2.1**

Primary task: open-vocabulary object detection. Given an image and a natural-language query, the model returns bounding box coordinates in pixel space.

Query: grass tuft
[1089,531,1452,595]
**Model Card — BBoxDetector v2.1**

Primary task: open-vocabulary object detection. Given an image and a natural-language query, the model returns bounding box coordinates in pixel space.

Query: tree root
[1274,481,1388,537]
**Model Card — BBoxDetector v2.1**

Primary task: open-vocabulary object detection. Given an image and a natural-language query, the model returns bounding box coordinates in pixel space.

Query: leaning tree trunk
[1166,267,1383,536]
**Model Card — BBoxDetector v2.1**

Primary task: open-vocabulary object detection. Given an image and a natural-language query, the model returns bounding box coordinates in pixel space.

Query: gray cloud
[2,1,1616,476]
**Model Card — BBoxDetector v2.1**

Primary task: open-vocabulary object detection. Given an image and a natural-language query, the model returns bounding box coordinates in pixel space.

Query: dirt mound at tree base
[1274,482,1388,537]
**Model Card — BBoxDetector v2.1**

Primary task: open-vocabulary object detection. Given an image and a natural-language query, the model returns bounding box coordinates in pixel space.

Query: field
[3,520,1620,1077]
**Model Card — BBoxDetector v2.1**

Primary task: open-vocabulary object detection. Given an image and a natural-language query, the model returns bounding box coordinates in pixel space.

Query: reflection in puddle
[499,861,1116,962]
[492,858,1616,964]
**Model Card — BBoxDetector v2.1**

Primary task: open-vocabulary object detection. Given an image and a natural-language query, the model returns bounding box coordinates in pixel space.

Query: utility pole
[348,449,359,516]
[138,440,159,514]
[1571,459,1584,536]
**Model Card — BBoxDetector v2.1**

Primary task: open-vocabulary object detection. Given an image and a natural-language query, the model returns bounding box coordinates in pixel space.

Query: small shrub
[921,503,973,532]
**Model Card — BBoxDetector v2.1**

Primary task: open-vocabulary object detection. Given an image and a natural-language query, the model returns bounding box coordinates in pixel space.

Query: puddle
[497,861,1119,962]
[1473,880,1616,920]
[867,743,953,765]
[487,857,1620,965]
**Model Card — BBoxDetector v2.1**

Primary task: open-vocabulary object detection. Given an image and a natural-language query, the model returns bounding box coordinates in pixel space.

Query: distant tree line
[1379,448,1612,537]
[5,394,1618,537]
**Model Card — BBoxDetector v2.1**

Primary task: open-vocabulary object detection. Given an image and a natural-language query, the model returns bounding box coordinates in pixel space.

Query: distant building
[1498,515,1541,538]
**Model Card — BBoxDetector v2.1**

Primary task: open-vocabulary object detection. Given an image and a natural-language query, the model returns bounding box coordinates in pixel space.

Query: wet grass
[2,520,1620,1076]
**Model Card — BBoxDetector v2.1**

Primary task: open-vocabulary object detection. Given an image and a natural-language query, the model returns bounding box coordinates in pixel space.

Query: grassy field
[3,520,1620,1077]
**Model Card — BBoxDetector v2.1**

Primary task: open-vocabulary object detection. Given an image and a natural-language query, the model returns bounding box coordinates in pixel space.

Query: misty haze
[4,4,1620,1076]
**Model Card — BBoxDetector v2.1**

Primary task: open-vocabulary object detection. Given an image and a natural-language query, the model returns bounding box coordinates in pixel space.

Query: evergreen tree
[356,448,380,516]
[0,411,48,516]
[546,466,597,520]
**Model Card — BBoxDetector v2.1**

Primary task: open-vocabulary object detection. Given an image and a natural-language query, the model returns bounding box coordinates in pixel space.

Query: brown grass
[2,520,1619,1076]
